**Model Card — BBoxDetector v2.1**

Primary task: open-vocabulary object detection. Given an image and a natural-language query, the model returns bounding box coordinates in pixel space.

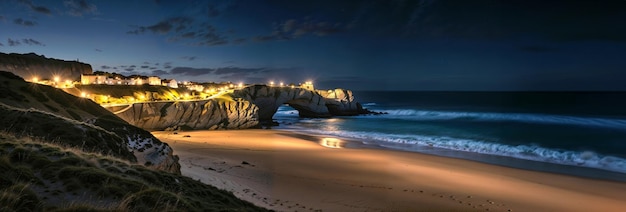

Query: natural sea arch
[229,85,332,122]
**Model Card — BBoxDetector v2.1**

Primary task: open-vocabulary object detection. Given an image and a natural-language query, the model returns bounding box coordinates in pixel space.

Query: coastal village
[25,71,317,104]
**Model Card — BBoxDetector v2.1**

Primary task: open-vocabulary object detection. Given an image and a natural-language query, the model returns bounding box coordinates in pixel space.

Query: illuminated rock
[114,99,259,130]
[230,85,331,122]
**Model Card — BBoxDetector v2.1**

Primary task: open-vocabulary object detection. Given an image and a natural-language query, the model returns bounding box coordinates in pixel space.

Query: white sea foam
[365,109,626,130]
[292,128,626,174]
[362,103,377,106]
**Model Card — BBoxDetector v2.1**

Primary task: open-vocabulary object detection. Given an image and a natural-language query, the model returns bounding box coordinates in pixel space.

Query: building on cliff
[162,79,178,88]
[300,81,315,90]
[81,74,108,84]
[148,76,161,85]
[82,73,161,86]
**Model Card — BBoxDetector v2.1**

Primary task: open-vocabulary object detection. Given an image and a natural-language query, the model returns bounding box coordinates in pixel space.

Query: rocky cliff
[0,52,92,81]
[0,71,180,174]
[230,85,331,122]
[113,98,259,131]
[114,85,372,130]
[318,88,367,116]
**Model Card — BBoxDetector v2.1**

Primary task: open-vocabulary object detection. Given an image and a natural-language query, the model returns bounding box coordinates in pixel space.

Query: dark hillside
[0,52,92,81]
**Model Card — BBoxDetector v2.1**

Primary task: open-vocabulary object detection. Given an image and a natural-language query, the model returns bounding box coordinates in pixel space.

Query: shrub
[0,184,42,212]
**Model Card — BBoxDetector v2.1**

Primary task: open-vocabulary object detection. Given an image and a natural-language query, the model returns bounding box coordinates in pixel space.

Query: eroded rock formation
[114,99,259,131]
[319,88,366,116]
[230,85,331,121]
[115,85,372,130]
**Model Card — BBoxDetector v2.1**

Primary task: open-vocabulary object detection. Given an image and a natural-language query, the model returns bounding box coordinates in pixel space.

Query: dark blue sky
[1,0,626,91]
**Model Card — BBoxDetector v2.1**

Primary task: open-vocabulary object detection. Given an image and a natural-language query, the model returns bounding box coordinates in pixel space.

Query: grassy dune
[0,132,265,211]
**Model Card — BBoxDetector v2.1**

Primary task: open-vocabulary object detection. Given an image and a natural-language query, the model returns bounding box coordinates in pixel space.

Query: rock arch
[230,85,332,122]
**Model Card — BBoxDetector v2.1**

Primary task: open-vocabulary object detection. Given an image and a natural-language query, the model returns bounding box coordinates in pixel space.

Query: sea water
[274,91,626,181]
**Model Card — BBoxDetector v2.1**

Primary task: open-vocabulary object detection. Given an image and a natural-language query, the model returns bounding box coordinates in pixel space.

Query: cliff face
[319,88,366,116]
[0,52,92,81]
[0,71,180,174]
[113,85,369,131]
[230,85,331,121]
[113,99,259,131]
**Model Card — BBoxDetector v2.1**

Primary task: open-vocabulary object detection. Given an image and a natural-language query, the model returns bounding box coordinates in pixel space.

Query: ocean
[274,91,626,181]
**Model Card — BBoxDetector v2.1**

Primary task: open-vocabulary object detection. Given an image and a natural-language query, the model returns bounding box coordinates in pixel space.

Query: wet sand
[153,130,626,211]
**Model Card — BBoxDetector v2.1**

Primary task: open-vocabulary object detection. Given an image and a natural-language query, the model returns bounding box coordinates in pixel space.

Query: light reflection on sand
[319,137,344,148]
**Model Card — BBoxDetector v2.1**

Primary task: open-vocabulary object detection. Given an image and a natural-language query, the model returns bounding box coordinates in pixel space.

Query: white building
[81,74,107,84]
[148,76,161,85]
[162,79,178,88]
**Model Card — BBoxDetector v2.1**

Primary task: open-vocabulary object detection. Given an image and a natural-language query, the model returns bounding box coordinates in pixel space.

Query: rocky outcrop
[0,71,179,174]
[112,85,374,130]
[229,85,331,122]
[0,52,92,81]
[113,99,259,131]
[319,88,368,116]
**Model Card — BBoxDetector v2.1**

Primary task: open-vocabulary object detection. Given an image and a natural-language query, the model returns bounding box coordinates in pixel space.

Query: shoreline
[276,126,626,183]
[154,129,626,211]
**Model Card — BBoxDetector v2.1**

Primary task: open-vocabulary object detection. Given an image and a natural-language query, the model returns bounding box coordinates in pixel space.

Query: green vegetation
[0,133,265,211]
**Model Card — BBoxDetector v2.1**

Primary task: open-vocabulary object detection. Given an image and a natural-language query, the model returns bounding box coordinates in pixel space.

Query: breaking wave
[292,128,626,174]
[368,109,626,130]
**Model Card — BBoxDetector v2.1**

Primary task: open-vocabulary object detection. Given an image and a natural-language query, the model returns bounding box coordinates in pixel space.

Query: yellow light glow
[279,82,284,86]
[80,92,87,97]
[319,138,344,149]
[32,77,38,82]
[238,82,243,88]
[290,85,295,88]
[53,76,60,82]
[269,81,275,86]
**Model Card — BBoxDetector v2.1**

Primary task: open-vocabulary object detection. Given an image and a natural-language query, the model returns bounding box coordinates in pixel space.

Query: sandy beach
[153,130,626,211]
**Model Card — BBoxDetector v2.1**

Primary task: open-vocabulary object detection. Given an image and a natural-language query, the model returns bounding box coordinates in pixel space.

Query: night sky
[2,0,626,91]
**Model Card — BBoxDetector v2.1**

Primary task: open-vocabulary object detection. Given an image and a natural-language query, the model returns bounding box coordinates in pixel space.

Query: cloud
[6,38,45,46]
[95,48,102,52]
[129,65,136,68]
[21,38,43,46]
[169,67,214,76]
[18,0,52,15]
[13,18,37,26]
[152,70,168,75]
[127,17,193,34]
[124,68,135,72]
[100,65,111,69]
[0,42,3,46]
[128,16,230,47]
[213,67,265,76]
[64,0,98,16]
[181,56,196,61]
[232,38,246,44]
[168,66,269,77]
[140,65,149,69]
